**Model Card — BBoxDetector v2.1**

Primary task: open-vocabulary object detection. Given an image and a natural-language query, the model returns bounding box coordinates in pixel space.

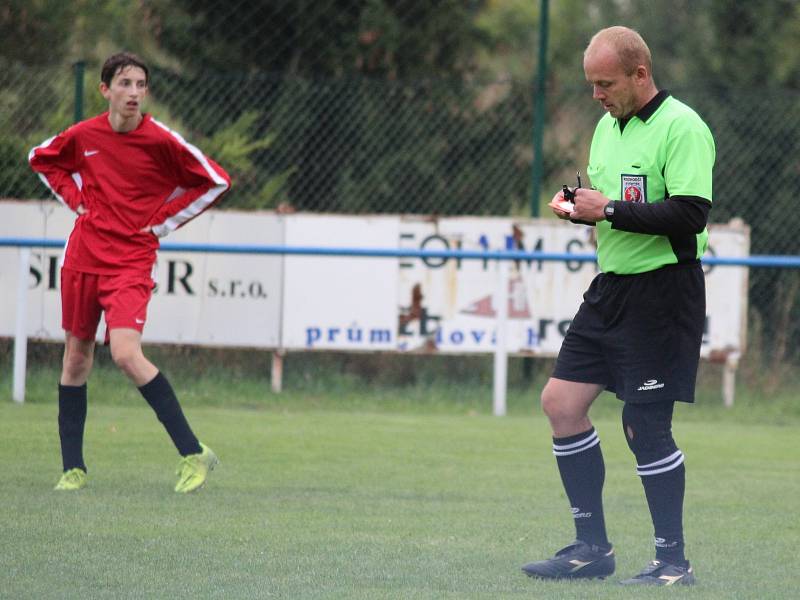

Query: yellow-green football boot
[54,468,87,491]
[174,443,219,493]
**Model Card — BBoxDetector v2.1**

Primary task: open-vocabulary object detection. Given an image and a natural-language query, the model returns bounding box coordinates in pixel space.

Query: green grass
[10,342,800,421]
[1,398,798,599]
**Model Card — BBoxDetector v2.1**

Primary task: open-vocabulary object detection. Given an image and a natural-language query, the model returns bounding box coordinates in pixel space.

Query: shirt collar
[635,89,670,123]
[615,90,670,131]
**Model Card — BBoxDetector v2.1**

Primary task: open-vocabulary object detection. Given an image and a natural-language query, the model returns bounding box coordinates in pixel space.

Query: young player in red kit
[29,52,231,493]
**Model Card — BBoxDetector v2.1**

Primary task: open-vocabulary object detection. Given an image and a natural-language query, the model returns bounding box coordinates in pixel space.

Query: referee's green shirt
[587,94,715,274]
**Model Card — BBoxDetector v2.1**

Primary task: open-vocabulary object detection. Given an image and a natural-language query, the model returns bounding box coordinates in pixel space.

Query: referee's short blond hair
[586,26,652,76]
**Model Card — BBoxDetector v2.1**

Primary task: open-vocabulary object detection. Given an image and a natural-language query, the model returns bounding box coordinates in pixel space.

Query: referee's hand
[571,188,607,222]
[548,190,574,220]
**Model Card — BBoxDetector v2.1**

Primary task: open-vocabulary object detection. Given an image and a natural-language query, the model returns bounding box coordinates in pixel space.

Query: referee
[522,26,714,586]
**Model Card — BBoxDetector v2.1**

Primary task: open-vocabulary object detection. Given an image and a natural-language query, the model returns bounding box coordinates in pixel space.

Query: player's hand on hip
[571,188,608,222]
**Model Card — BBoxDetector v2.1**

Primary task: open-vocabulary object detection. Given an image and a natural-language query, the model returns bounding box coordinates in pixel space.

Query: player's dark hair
[101,52,149,87]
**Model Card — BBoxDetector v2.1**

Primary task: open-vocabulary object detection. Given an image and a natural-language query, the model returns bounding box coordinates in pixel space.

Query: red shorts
[60,267,155,342]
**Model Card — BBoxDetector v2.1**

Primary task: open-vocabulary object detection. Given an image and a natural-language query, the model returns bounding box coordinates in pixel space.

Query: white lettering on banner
[0,202,748,358]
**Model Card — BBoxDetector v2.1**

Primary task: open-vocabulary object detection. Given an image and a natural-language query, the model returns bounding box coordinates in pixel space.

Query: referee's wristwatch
[603,201,615,221]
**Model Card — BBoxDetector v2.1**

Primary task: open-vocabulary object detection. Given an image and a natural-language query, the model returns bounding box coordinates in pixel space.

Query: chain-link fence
[6,65,800,236]
[2,63,534,216]
[1,0,799,376]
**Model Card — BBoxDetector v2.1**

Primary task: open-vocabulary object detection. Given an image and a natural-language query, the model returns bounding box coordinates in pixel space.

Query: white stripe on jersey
[28,136,74,210]
[149,118,229,237]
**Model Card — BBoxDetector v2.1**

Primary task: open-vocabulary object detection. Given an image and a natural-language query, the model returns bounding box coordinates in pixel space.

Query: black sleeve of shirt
[609,195,711,235]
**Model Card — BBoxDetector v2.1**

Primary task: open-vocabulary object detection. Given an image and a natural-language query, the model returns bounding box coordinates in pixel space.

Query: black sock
[138,372,201,456]
[640,461,687,565]
[553,427,610,549]
[58,383,88,472]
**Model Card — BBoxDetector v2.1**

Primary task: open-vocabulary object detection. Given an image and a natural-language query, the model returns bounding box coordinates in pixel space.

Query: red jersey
[29,112,231,275]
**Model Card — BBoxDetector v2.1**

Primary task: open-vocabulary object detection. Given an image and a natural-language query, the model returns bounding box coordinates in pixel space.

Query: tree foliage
[0,0,76,64]
[144,0,486,78]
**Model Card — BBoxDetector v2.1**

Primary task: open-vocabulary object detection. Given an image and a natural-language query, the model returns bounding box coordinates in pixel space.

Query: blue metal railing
[1,237,799,267]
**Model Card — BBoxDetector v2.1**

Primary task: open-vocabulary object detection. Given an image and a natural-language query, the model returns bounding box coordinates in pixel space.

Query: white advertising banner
[0,201,283,347]
[280,214,398,350]
[0,201,73,341]
[145,210,284,346]
[702,221,750,354]
[0,202,748,358]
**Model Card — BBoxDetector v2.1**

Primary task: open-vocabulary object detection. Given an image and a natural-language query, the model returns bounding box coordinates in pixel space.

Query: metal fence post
[492,238,513,416]
[13,248,31,404]
[530,0,549,217]
[74,60,85,123]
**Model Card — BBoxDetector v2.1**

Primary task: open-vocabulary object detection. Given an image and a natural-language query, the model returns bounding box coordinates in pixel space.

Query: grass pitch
[0,399,797,599]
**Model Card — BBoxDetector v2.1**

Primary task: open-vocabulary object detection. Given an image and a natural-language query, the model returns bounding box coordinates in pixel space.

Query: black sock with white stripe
[638,450,687,566]
[552,427,610,549]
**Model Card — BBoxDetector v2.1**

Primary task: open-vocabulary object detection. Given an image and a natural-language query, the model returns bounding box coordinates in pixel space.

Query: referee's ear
[633,64,650,86]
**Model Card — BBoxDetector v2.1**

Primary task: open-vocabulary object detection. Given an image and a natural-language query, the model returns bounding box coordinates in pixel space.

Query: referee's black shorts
[552,262,705,404]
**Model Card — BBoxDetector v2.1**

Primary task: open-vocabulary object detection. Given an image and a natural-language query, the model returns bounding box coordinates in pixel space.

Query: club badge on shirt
[621,174,647,203]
